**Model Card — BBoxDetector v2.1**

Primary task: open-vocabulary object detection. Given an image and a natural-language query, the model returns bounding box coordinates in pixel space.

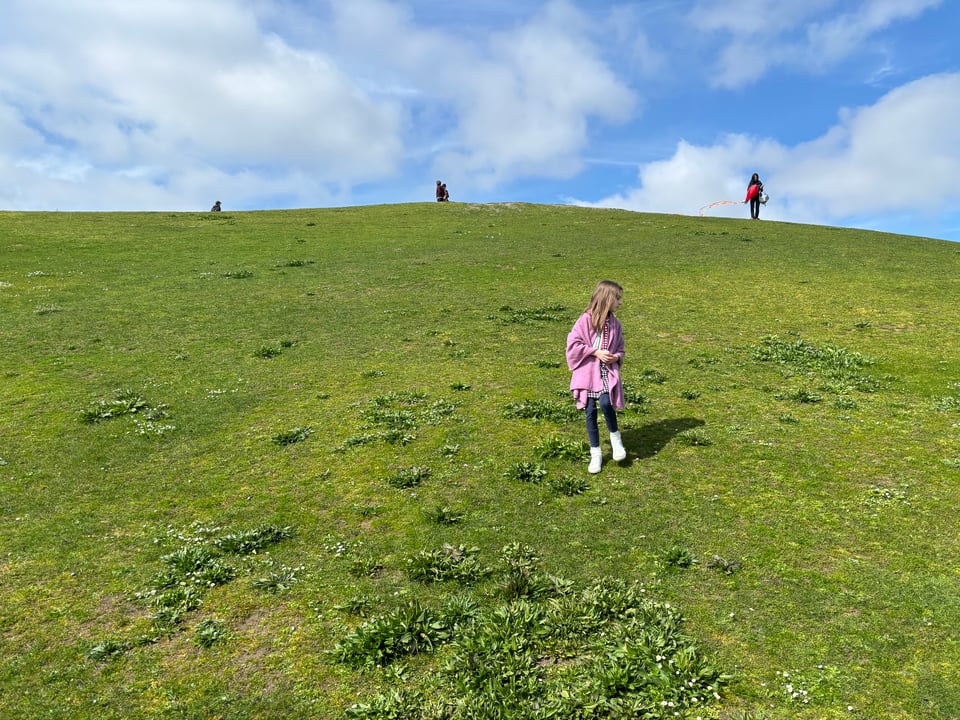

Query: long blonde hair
[585,280,623,333]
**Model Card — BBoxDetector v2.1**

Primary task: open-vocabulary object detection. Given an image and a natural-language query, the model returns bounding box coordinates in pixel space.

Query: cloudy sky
[2,0,959,240]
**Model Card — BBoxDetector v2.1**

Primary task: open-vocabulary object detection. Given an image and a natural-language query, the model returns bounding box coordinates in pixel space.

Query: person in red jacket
[745,173,763,219]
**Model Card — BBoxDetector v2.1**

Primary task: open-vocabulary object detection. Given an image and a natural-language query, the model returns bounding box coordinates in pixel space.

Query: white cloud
[691,0,944,88]
[329,0,635,188]
[803,0,943,67]
[442,4,635,187]
[577,72,960,229]
[689,0,835,36]
[0,0,405,209]
[779,72,960,215]
[574,134,782,216]
[1,0,634,209]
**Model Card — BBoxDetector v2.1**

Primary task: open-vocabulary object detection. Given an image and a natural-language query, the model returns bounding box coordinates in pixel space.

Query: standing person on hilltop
[210,200,222,212]
[566,280,627,474]
[745,173,763,219]
[436,180,448,202]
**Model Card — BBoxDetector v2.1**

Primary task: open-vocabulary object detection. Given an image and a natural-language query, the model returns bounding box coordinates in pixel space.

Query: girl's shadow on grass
[623,418,705,460]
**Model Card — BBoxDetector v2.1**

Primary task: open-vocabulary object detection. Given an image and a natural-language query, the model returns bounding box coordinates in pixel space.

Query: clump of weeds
[385,466,431,489]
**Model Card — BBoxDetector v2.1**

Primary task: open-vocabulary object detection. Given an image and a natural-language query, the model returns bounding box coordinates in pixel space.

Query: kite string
[698,199,743,216]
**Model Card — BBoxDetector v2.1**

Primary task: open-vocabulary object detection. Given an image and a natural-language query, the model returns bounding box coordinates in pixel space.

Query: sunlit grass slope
[1,203,959,719]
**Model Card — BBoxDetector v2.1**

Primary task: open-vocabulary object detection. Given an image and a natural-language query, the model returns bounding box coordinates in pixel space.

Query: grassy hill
[2,203,959,719]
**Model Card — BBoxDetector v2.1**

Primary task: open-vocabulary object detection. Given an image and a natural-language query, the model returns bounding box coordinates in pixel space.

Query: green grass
[2,203,960,718]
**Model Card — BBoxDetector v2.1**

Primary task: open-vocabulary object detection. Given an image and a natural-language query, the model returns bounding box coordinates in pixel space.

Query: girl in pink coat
[566,280,627,473]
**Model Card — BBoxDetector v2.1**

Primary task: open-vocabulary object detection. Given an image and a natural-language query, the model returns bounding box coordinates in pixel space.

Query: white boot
[610,431,626,461]
[588,446,603,474]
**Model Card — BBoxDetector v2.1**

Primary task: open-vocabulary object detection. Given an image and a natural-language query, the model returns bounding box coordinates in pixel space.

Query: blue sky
[2,0,959,240]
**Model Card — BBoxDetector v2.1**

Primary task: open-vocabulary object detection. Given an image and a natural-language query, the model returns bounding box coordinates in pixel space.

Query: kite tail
[698,200,743,216]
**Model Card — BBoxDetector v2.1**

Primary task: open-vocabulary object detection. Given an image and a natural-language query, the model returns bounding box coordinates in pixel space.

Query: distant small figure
[436,180,449,202]
[744,174,763,219]
[210,200,222,212]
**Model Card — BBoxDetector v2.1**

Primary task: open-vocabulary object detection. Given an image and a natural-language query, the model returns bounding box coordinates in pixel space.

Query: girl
[566,280,626,473]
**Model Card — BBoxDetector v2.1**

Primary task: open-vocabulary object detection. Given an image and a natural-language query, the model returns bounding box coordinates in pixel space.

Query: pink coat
[566,312,625,410]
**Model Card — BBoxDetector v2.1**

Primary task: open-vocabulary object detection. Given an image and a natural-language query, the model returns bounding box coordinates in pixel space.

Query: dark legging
[750,196,760,219]
[585,393,619,447]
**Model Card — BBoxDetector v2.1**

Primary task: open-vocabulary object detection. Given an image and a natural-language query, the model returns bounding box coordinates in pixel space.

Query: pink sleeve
[566,314,595,371]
